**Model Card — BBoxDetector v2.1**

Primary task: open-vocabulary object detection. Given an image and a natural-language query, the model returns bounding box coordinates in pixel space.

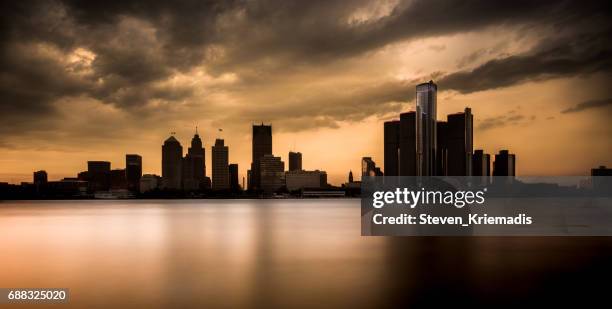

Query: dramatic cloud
[477,110,536,131]
[561,98,612,114]
[0,0,611,183]
[439,31,612,94]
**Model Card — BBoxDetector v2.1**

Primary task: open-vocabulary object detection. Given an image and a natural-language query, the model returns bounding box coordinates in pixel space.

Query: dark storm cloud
[476,110,536,131]
[561,98,612,114]
[0,0,611,135]
[439,30,612,94]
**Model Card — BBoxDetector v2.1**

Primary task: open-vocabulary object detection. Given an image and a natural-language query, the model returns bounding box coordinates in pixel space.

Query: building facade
[250,124,272,190]
[416,80,437,176]
[289,151,302,171]
[212,138,229,190]
[162,136,183,189]
[259,154,284,193]
[285,170,327,191]
[126,154,142,192]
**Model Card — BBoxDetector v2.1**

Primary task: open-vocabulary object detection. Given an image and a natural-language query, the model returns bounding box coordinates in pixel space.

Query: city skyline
[1,1,611,184]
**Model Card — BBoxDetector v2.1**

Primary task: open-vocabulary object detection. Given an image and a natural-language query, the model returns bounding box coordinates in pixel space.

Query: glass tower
[416,80,437,176]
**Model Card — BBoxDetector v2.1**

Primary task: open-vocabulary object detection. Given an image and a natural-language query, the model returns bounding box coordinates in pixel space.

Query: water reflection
[0,200,610,308]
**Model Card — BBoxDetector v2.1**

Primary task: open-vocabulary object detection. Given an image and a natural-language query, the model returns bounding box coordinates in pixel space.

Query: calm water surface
[1,199,611,308]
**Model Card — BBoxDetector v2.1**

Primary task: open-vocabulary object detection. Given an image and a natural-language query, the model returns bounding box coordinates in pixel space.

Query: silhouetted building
[260,154,284,193]
[250,124,272,190]
[110,169,127,190]
[493,150,516,183]
[437,108,473,176]
[229,164,240,191]
[212,139,229,190]
[416,80,437,176]
[47,179,88,196]
[33,170,47,185]
[362,157,383,177]
[188,131,206,180]
[591,166,612,191]
[33,170,48,194]
[126,154,142,192]
[289,151,302,171]
[87,161,111,192]
[162,136,183,189]
[399,111,417,176]
[140,174,161,193]
[472,149,491,184]
[348,170,354,183]
[285,170,327,191]
[384,120,400,176]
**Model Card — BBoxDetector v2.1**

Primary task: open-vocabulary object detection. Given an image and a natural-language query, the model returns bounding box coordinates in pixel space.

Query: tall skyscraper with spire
[416,80,437,176]
[188,128,206,180]
[162,135,183,189]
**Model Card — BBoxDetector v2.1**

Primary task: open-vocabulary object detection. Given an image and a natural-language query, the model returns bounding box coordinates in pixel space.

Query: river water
[0,199,610,308]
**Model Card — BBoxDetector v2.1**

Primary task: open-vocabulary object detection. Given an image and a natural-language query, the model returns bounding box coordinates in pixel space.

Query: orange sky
[1,1,611,185]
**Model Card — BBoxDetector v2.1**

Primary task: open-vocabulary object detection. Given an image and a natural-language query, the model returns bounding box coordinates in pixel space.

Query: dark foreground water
[1,199,611,308]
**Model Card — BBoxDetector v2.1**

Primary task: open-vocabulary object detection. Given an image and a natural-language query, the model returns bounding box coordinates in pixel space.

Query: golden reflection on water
[1,199,611,308]
[0,200,387,308]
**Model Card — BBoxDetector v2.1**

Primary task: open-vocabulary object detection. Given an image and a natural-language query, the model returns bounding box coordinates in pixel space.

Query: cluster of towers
[380,80,515,181]
[160,124,326,194]
[161,130,239,191]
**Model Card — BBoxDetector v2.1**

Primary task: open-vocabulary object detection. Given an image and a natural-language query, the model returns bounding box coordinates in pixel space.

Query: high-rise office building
[87,161,111,192]
[182,131,206,190]
[399,111,417,176]
[188,131,206,179]
[259,154,284,193]
[250,124,272,190]
[472,150,490,184]
[126,154,142,192]
[212,138,229,190]
[384,120,400,176]
[493,150,516,183]
[362,157,383,177]
[229,164,240,191]
[416,80,437,176]
[33,170,48,185]
[437,108,473,176]
[289,151,302,171]
[162,136,183,189]
[33,170,48,194]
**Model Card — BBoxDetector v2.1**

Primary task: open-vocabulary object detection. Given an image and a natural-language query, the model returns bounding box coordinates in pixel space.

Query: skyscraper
[212,138,229,190]
[362,157,383,177]
[33,170,48,186]
[493,150,516,183]
[416,80,437,176]
[182,131,206,190]
[259,154,284,193]
[289,151,302,171]
[437,108,473,176]
[162,136,183,189]
[126,154,142,192]
[87,161,111,192]
[472,150,490,184]
[188,131,206,180]
[250,124,272,190]
[229,163,240,192]
[384,120,400,176]
[399,111,417,176]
